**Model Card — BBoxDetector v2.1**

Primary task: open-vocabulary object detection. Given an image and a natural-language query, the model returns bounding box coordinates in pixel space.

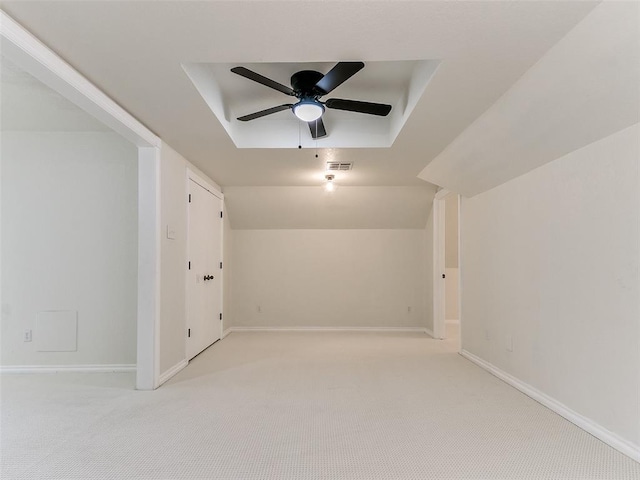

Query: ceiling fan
[230,62,392,139]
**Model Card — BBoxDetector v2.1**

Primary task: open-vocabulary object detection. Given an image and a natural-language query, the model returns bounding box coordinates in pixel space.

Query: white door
[186,178,222,360]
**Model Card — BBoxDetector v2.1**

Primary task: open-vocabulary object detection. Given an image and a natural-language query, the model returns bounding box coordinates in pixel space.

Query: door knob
[203,275,214,281]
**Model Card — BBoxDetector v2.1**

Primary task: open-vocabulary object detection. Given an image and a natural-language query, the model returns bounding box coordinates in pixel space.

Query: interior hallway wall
[1,132,138,366]
[158,143,221,375]
[461,123,640,450]
[230,229,429,329]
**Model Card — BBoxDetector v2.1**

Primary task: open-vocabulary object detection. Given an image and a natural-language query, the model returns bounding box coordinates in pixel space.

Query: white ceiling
[0,0,601,189]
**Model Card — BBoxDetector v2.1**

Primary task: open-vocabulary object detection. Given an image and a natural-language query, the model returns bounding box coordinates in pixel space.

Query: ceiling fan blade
[308,117,327,139]
[325,98,392,116]
[231,66,295,96]
[314,62,365,95]
[237,104,292,121]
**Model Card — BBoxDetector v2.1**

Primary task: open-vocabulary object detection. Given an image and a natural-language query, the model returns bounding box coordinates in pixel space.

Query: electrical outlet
[24,329,32,342]
[485,329,490,341]
[257,305,261,313]
[407,306,412,313]
[506,334,513,352]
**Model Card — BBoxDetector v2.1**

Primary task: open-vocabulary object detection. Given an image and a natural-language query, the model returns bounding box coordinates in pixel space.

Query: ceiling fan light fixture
[293,100,324,122]
[324,174,336,192]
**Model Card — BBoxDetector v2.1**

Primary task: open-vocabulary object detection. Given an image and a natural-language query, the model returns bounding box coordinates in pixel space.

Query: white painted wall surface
[445,268,459,321]
[1,132,138,365]
[158,143,221,374]
[461,124,640,448]
[231,229,428,329]
[445,194,458,268]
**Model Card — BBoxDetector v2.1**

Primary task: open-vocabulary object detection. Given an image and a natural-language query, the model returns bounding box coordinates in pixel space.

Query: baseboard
[158,359,188,386]
[425,328,434,337]
[222,327,232,339]
[0,364,136,374]
[460,349,640,463]
[226,326,429,334]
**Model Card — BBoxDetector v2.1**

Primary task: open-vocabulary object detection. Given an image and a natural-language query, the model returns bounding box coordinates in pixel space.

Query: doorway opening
[432,189,461,349]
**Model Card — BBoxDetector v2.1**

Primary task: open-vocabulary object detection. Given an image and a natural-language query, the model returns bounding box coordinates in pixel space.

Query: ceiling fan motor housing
[291,70,325,97]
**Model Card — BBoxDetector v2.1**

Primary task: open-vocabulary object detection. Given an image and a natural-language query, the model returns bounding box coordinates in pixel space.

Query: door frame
[185,169,224,359]
[2,12,162,389]
[432,189,462,349]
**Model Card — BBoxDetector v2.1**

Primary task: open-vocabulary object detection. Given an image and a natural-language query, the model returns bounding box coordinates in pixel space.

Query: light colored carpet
[2,331,639,479]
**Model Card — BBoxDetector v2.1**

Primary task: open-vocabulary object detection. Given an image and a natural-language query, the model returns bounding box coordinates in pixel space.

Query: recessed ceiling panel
[183,60,439,149]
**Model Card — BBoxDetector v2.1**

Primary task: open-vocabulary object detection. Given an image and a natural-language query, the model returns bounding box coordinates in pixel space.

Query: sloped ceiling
[0,1,600,189]
[419,1,640,197]
[225,186,437,230]
[0,55,111,132]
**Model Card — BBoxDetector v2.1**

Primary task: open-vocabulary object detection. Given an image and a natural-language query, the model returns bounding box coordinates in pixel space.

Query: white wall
[1,132,138,366]
[158,143,221,375]
[230,229,429,329]
[445,268,459,321]
[445,194,458,268]
[461,124,639,451]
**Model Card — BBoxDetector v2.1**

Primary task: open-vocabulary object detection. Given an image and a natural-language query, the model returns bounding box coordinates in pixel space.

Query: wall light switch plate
[24,329,32,342]
[166,225,176,240]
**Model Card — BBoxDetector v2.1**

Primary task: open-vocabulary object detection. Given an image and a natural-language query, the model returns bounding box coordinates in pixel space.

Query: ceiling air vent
[326,162,353,171]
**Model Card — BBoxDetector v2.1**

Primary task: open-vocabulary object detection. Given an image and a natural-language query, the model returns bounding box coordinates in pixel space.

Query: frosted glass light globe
[293,101,324,122]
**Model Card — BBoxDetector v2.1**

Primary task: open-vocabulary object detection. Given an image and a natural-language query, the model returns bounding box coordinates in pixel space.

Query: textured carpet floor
[2,331,639,479]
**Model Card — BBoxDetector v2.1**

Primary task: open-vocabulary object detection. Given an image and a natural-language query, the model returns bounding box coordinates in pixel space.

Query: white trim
[1,12,162,392]
[432,189,448,339]
[187,169,223,199]
[220,201,225,335]
[424,328,434,338]
[445,319,460,325]
[226,326,430,334]
[136,147,162,390]
[1,364,136,374]
[158,359,188,386]
[460,349,640,463]
[0,11,159,148]
[433,189,462,349]
[456,194,463,354]
[222,328,233,339]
